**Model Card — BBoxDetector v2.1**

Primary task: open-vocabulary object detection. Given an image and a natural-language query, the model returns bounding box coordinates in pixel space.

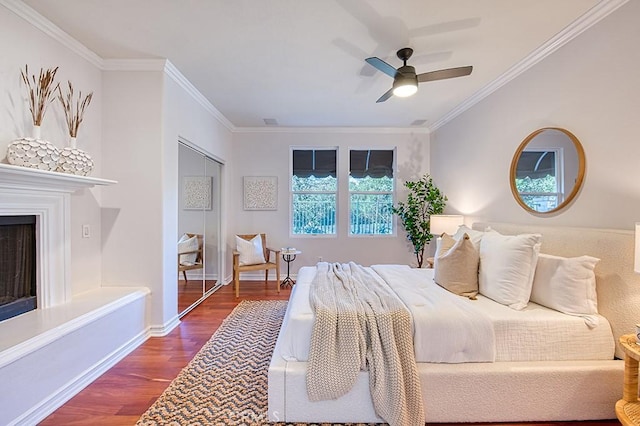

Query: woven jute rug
[136,300,380,426]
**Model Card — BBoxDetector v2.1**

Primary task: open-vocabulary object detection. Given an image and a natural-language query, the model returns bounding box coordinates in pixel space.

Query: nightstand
[616,334,640,425]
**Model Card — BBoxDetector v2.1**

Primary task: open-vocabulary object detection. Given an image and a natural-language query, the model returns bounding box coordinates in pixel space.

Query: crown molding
[430,0,630,132]
[5,0,625,135]
[0,0,104,68]
[163,61,235,132]
[1,1,235,132]
[233,126,429,134]
[101,58,167,72]
[97,59,236,132]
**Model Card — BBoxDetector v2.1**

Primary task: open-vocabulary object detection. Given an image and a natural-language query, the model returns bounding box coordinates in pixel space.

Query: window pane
[515,175,557,193]
[292,175,337,192]
[519,194,559,212]
[350,193,393,235]
[292,193,336,235]
[349,175,393,192]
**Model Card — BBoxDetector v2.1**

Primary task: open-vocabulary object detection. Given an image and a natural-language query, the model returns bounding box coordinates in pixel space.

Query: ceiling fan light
[392,73,418,98]
[393,83,418,97]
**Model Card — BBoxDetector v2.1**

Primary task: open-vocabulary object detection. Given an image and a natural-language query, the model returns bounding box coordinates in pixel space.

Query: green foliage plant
[392,174,446,268]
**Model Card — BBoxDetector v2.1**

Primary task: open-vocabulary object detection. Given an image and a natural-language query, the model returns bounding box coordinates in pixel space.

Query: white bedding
[279,265,615,363]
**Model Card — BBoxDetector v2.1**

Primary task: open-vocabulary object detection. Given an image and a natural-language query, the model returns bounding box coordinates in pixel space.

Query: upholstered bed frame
[268,222,639,423]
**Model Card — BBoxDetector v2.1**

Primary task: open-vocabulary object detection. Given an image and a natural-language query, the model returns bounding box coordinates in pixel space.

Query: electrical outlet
[82,224,91,238]
[318,256,323,262]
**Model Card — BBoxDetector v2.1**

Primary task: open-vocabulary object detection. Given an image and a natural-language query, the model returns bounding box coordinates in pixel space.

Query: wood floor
[40,280,290,426]
[177,279,218,313]
[39,281,621,426]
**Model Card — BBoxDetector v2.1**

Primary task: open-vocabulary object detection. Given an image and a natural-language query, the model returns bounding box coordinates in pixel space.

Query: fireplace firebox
[0,215,37,321]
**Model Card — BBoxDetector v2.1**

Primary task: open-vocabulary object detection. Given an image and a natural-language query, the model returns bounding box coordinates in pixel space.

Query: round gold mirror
[509,127,585,215]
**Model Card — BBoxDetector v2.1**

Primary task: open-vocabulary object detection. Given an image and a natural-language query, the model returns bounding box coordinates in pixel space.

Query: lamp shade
[635,223,640,273]
[430,215,464,236]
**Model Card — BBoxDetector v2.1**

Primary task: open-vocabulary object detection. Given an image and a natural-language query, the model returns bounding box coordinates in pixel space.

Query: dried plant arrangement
[20,65,59,126]
[57,81,93,138]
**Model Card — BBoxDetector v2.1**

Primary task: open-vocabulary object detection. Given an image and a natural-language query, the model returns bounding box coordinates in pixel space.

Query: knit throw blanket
[306,262,425,426]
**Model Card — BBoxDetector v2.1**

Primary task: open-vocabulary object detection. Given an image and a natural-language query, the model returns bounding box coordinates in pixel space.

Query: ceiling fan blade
[376,88,394,103]
[417,66,473,83]
[365,57,398,78]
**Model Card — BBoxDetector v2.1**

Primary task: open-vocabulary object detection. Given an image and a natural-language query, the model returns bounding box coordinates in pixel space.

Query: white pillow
[453,224,486,252]
[178,234,199,265]
[530,253,600,326]
[478,230,542,310]
[236,234,266,266]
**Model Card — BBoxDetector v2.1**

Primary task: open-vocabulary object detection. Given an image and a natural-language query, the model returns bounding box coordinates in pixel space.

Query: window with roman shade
[349,149,394,235]
[291,148,337,235]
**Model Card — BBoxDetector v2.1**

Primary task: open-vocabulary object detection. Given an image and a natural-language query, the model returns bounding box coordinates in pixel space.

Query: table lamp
[430,215,464,237]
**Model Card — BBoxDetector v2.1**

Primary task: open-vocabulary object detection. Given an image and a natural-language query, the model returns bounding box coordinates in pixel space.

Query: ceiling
[21,0,605,130]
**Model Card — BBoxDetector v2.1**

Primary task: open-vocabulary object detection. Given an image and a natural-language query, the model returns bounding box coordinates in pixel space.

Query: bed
[268,223,639,423]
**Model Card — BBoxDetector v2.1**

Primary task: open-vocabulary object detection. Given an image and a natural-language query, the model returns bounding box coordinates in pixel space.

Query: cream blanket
[372,264,496,363]
[306,262,425,426]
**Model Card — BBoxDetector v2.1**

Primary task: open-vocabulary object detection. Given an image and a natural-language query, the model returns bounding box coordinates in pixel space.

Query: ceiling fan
[365,47,473,103]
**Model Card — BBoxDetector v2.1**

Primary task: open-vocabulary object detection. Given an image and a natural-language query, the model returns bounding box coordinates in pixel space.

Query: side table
[616,334,640,425]
[281,250,301,288]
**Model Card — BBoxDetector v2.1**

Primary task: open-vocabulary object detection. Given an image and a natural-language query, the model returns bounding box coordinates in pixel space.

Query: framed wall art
[243,176,277,210]
[183,176,212,210]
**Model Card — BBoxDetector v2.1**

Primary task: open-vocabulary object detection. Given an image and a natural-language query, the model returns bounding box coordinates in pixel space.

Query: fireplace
[0,215,37,321]
[0,162,117,312]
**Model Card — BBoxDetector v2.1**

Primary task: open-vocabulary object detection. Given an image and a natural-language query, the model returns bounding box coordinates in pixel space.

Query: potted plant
[392,173,447,268]
[6,65,61,171]
[55,81,94,175]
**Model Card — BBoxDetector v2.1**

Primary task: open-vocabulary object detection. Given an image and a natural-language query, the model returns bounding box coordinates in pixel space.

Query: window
[291,148,337,235]
[349,149,394,235]
[514,149,563,213]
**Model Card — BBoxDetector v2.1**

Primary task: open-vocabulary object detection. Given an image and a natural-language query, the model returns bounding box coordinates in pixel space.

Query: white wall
[163,72,232,317]
[230,130,430,270]
[101,66,233,330]
[430,0,640,231]
[100,70,166,326]
[0,4,103,295]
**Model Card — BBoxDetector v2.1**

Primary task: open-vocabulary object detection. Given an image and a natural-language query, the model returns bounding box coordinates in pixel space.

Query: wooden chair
[233,233,281,298]
[178,233,204,284]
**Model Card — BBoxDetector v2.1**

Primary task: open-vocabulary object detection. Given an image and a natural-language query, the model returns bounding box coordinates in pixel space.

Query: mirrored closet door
[178,142,223,316]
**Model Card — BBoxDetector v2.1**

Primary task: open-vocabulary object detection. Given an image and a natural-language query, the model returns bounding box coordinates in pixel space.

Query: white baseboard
[148,315,181,337]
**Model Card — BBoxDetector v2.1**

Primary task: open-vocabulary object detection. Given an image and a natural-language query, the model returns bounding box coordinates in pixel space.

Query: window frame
[289,146,339,238]
[347,146,397,238]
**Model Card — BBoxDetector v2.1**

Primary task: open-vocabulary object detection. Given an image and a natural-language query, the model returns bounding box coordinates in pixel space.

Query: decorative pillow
[453,224,487,252]
[530,253,600,326]
[478,230,542,310]
[434,233,479,298]
[236,234,266,266]
[178,234,199,265]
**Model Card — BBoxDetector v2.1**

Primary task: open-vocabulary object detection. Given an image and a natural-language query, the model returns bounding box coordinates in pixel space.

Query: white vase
[56,136,94,176]
[6,125,61,171]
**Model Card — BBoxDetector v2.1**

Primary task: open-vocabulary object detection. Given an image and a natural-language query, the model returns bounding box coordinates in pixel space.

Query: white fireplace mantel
[0,163,116,309]
[0,163,117,192]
